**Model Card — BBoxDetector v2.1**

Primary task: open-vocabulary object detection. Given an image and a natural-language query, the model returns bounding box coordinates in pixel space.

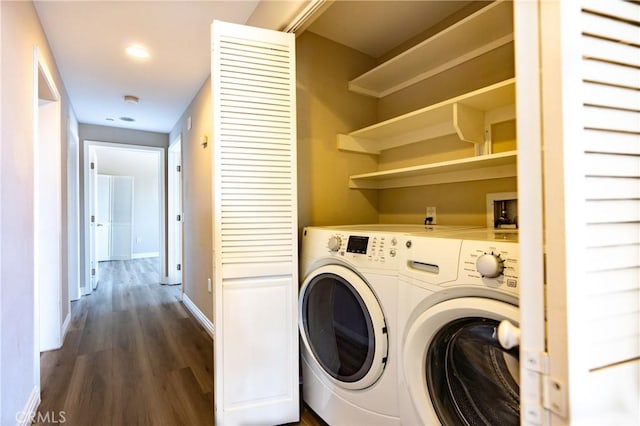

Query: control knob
[476,252,504,278]
[328,236,342,252]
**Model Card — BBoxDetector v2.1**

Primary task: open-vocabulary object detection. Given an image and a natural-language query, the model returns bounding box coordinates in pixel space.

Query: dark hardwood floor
[37,258,323,426]
[38,258,213,425]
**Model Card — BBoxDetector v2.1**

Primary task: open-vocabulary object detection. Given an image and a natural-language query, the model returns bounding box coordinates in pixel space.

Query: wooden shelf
[349,150,517,189]
[338,78,516,155]
[348,1,513,98]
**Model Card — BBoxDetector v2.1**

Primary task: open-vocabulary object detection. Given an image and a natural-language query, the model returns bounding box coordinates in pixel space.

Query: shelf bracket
[337,134,380,155]
[453,102,485,144]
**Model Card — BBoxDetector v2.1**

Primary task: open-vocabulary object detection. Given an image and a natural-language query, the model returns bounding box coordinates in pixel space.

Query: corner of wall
[169,76,214,323]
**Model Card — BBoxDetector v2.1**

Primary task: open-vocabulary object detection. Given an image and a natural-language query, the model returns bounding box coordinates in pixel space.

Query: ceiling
[34,1,471,134]
[34,1,260,133]
[307,1,471,58]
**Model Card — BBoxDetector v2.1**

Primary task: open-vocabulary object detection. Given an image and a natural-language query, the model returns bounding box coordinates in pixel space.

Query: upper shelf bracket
[454,103,484,144]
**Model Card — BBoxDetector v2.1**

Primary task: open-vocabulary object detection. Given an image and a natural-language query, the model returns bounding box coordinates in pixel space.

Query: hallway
[37,258,214,425]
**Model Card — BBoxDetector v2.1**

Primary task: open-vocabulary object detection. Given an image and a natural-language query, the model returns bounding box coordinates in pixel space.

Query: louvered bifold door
[581,0,640,373]
[211,21,299,425]
[541,1,640,424]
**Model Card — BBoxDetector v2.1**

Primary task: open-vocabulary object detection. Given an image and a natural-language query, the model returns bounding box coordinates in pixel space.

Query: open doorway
[82,141,165,295]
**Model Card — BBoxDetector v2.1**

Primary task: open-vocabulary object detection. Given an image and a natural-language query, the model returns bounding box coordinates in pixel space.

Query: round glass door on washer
[299,264,388,390]
[403,297,520,425]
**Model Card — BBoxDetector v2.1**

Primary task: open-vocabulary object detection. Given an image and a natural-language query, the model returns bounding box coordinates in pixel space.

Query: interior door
[109,175,133,261]
[211,20,299,425]
[96,174,111,261]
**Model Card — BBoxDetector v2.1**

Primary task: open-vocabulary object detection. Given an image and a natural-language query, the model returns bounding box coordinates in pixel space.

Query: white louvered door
[521,1,640,424]
[211,21,299,425]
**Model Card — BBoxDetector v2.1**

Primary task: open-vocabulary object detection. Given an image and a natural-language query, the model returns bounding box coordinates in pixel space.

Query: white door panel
[212,20,299,425]
[518,1,640,424]
[96,174,111,261]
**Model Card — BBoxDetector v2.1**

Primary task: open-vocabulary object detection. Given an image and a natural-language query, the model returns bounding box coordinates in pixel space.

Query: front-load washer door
[299,264,388,390]
[403,297,519,426]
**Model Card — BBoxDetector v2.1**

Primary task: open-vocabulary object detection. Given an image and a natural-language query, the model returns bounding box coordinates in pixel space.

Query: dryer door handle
[497,320,520,350]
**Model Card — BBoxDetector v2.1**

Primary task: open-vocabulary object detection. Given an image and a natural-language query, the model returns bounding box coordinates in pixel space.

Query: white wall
[1,1,76,422]
[95,147,160,257]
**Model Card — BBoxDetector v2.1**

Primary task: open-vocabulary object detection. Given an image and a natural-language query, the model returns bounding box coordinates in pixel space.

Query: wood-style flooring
[37,258,324,426]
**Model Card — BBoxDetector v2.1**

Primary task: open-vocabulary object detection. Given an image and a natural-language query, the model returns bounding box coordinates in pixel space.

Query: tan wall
[377,120,517,226]
[373,15,517,227]
[297,17,516,229]
[169,77,213,322]
[296,32,379,228]
[0,1,76,420]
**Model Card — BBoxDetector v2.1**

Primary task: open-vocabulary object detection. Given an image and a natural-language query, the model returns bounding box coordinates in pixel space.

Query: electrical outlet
[425,206,437,224]
[207,278,212,293]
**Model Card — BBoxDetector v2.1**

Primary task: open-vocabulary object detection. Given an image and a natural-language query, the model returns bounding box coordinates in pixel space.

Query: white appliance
[298,225,418,425]
[397,229,520,425]
[298,224,481,424]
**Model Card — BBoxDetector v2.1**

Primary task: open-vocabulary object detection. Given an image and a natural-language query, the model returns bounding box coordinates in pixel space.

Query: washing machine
[397,229,520,426]
[298,225,416,425]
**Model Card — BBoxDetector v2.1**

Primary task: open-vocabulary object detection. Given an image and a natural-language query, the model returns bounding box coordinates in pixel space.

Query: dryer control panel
[459,240,519,295]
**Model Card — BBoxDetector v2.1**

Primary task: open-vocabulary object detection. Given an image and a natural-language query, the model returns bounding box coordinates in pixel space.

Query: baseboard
[182,293,215,338]
[16,385,40,426]
[131,251,160,259]
[61,312,71,345]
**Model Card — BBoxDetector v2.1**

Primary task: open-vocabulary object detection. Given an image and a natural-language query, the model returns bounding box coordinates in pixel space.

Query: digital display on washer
[346,236,369,254]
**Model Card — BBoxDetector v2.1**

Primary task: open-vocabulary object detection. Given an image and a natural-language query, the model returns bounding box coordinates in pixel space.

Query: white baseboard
[61,312,71,345]
[16,385,40,426]
[182,293,215,338]
[132,251,159,259]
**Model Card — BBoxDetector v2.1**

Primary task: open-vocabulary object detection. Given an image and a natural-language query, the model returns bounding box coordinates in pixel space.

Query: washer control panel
[459,240,519,293]
[326,232,400,266]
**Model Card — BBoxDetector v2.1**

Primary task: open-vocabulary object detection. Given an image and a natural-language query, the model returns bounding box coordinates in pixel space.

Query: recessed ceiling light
[106,117,115,121]
[124,95,139,104]
[120,117,135,122]
[125,44,150,59]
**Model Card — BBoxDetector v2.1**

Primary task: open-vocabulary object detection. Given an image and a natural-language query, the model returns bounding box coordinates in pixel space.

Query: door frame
[82,141,165,293]
[67,124,81,301]
[167,134,182,285]
[34,48,63,352]
[513,1,547,424]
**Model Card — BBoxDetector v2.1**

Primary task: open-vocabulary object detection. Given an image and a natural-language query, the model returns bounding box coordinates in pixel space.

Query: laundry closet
[210,1,639,424]
[296,2,639,425]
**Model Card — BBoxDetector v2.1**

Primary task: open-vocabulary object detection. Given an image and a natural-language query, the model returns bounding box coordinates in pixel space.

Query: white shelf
[348,1,514,98]
[338,78,516,155]
[349,151,517,189]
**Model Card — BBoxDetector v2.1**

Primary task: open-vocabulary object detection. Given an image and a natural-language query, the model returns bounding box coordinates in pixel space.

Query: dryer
[397,230,520,426]
[298,225,415,425]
